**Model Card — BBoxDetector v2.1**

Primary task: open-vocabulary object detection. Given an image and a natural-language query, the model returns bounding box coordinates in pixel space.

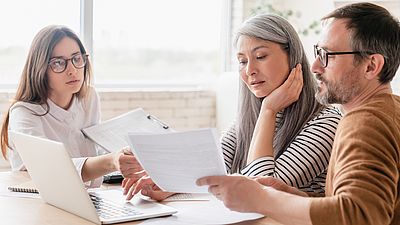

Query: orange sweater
[310,94,400,225]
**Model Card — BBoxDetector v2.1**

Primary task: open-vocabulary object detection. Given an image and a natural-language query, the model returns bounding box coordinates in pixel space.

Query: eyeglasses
[313,45,361,68]
[48,53,88,73]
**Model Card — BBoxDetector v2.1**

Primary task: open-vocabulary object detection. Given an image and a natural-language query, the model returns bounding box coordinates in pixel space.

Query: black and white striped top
[221,106,342,193]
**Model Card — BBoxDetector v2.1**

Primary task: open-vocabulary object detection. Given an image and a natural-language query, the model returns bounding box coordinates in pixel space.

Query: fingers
[122,178,137,196]
[122,146,133,155]
[121,168,146,180]
[127,176,154,200]
[196,176,226,186]
[208,184,220,196]
[255,176,278,186]
[285,63,303,100]
[142,189,175,201]
[118,152,144,178]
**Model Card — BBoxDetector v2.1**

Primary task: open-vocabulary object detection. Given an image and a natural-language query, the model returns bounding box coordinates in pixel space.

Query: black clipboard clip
[147,114,169,129]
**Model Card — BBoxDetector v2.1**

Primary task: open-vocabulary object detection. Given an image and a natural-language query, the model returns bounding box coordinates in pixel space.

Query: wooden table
[0,171,283,225]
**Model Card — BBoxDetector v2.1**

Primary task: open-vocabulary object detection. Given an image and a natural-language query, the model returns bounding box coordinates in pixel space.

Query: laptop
[9,131,177,224]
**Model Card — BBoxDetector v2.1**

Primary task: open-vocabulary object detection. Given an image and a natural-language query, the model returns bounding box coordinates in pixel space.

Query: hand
[256,176,308,197]
[124,175,175,201]
[262,63,303,113]
[114,146,143,178]
[197,175,268,214]
[121,170,147,195]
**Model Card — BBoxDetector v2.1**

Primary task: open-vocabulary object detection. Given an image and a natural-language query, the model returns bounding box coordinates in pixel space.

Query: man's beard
[315,72,361,105]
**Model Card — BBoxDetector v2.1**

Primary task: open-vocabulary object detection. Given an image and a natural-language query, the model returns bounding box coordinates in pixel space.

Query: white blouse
[8,87,102,187]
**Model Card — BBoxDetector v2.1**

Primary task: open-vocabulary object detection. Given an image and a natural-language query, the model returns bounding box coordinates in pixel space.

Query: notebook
[9,131,177,225]
[8,181,38,194]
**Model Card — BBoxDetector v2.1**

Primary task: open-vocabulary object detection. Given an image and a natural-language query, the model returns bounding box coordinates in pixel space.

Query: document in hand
[127,128,227,193]
[82,108,171,152]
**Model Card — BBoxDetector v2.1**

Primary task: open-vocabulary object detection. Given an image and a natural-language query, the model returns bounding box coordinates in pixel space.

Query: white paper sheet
[127,128,227,193]
[139,194,264,225]
[82,108,171,152]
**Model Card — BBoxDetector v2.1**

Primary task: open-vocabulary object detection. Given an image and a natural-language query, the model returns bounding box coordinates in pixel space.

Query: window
[92,0,224,85]
[0,0,80,87]
[228,0,400,94]
[333,0,400,94]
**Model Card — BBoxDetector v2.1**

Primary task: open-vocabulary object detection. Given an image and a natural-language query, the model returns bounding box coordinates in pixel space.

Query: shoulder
[314,105,342,120]
[307,105,343,127]
[344,94,399,123]
[335,94,400,157]
[9,101,47,116]
[341,94,399,128]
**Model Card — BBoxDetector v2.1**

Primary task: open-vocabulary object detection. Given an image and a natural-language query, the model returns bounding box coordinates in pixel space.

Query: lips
[66,79,80,85]
[250,80,265,85]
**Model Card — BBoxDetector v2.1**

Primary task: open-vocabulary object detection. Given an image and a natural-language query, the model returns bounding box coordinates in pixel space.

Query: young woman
[0,25,137,187]
[121,14,342,200]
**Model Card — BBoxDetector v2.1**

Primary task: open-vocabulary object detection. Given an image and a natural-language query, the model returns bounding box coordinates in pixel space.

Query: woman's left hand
[262,63,303,113]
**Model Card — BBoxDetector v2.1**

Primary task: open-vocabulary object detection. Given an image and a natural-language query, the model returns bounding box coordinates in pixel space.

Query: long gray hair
[231,14,324,173]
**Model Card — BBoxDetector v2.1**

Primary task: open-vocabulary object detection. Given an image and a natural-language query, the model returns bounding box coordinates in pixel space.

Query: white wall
[215,72,239,133]
[0,89,218,170]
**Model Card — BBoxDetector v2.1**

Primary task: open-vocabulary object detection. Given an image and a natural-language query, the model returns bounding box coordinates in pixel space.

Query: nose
[311,57,323,75]
[245,60,257,76]
[65,59,77,76]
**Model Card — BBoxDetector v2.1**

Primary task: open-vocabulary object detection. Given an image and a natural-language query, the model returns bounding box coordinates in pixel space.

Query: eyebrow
[237,45,269,56]
[50,51,81,59]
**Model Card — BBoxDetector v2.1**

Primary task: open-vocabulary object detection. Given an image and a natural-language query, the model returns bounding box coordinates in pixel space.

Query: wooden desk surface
[0,171,283,225]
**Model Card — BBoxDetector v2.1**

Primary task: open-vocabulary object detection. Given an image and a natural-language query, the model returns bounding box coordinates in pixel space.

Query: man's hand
[197,175,268,214]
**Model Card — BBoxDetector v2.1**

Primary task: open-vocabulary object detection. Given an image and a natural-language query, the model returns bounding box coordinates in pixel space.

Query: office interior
[0,0,399,170]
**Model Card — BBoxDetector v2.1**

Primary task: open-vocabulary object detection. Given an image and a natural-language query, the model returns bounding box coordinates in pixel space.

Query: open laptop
[9,131,177,224]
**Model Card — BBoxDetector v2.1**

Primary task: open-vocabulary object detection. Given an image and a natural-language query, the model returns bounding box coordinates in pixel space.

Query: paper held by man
[127,128,227,193]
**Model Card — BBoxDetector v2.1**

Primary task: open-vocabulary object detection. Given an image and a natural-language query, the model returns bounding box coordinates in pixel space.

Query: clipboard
[82,108,172,152]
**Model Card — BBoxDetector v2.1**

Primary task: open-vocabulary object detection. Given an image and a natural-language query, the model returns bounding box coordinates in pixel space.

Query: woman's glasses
[48,53,88,73]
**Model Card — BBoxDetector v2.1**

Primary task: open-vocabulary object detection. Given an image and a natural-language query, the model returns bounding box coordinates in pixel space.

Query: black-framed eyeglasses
[313,45,361,68]
[48,53,88,73]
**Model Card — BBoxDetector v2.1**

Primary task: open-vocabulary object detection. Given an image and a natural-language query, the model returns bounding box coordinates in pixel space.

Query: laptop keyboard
[89,193,143,219]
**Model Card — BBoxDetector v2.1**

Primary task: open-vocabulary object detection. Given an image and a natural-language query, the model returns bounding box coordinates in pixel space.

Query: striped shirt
[221,106,342,193]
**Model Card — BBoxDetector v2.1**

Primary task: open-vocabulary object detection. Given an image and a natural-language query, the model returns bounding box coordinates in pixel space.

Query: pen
[146,114,169,129]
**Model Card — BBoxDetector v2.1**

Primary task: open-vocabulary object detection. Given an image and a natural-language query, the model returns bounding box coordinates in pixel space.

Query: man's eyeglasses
[48,53,88,73]
[313,45,362,68]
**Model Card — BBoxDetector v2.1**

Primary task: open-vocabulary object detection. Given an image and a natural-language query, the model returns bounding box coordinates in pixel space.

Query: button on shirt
[8,87,102,187]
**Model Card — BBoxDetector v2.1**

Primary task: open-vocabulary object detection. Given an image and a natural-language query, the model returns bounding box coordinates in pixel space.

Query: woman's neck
[48,93,74,110]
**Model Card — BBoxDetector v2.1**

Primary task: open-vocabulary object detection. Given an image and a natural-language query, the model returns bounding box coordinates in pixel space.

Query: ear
[365,54,385,80]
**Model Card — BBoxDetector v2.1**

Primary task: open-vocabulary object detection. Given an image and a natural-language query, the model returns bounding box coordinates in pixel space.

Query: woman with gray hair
[221,13,342,194]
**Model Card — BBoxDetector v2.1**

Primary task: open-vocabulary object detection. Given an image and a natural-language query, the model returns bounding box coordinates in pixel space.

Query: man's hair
[322,2,400,83]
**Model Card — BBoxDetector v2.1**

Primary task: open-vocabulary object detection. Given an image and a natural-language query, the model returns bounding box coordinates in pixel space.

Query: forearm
[247,109,276,163]
[81,153,117,182]
[261,187,312,225]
